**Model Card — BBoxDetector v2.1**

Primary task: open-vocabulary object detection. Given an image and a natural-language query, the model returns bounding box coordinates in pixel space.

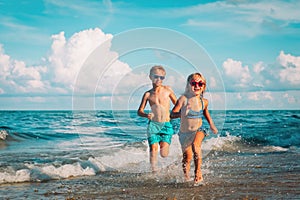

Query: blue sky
[0,0,299,110]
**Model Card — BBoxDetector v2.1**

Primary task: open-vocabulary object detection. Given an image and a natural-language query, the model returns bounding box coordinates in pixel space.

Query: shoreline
[1,153,299,200]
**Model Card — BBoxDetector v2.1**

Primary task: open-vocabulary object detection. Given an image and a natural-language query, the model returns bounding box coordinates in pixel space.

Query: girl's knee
[183,153,192,162]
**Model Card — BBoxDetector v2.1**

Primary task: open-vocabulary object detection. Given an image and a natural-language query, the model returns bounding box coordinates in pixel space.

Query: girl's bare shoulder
[202,97,209,107]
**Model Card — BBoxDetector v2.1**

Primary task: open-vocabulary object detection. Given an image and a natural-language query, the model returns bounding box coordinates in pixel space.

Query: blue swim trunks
[147,121,174,145]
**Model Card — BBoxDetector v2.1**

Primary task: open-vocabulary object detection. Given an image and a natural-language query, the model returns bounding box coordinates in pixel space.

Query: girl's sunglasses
[190,81,205,87]
[151,74,165,80]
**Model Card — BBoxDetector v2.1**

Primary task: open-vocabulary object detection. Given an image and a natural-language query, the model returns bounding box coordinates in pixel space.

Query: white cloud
[222,51,300,92]
[180,0,300,37]
[247,91,273,101]
[253,61,265,74]
[247,92,259,101]
[0,28,133,97]
[277,51,300,85]
[283,93,296,104]
[237,93,242,100]
[0,44,47,93]
[264,92,273,101]
[48,28,113,89]
[209,76,217,88]
[225,91,299,110]
[222,58,252,88]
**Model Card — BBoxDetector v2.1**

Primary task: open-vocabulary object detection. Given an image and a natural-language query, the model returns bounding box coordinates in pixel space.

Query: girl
[171,73,218,186]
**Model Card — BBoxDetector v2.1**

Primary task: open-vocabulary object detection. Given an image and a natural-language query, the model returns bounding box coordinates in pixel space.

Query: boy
[137,65,177,172]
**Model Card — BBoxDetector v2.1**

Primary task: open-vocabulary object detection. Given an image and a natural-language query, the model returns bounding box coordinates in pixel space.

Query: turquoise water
[0,110,299,199]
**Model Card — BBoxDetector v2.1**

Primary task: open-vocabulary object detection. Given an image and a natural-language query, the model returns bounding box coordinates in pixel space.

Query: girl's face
[189,76,205,96]
[150,69,165,86]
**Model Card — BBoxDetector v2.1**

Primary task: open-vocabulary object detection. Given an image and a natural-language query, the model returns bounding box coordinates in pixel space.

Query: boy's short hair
[150,65,166,75]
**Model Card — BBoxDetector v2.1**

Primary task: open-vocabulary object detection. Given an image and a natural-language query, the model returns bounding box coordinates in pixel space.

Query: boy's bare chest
[148,92,169,105]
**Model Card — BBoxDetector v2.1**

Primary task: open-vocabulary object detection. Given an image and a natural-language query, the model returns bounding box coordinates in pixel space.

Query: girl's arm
[203,99,218,134]
[170,96,184,119]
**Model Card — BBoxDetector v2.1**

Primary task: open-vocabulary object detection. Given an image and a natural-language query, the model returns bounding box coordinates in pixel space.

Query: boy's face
[149,69,166,86]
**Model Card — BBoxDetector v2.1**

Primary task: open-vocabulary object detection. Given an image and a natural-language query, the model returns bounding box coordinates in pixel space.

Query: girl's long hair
[184,73,206,97]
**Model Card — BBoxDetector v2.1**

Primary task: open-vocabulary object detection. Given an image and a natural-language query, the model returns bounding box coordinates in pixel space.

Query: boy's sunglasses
[151,74,165,80]
[190,81,205,87]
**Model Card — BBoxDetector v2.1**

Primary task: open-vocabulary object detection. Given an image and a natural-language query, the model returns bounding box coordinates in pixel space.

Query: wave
[0,133,291,185]
[0,130,8,141]
[204,132,289,154]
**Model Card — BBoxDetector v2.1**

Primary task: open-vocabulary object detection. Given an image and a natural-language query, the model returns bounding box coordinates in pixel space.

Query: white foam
[262,145,289,152]
[0,169,31,184]
[88,135,183,173]
[202,132,241,152]
[39,163,96,178]
[0,130,8,140]
[202,132,289,154]
[92,145,150,172]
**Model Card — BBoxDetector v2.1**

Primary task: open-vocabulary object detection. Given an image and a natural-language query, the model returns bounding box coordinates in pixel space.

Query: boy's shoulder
[162,85,174,92]
[144,89,152,95]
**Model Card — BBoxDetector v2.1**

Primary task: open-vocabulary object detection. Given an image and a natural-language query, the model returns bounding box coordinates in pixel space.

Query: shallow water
[0,110,299,199]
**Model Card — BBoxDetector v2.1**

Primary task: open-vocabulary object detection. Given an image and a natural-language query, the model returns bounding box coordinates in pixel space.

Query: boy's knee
[150,143,159,152]
[159,142,169,157]
[160,150,169,158]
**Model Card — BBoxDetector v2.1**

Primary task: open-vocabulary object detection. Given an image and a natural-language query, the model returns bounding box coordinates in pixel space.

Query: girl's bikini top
[186,97,204,119]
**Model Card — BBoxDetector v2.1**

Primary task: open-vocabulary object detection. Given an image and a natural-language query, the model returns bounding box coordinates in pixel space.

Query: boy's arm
[167,86,177,105]
[170,96,183,119]
[203,99,218,134]
[137,92,152,119]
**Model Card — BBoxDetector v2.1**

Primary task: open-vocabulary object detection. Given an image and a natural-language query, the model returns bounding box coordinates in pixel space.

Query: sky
[0,0,299,110]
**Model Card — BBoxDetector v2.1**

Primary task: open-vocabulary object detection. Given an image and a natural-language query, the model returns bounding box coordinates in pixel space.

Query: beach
[1,147,299,199]
[0,110,299,199]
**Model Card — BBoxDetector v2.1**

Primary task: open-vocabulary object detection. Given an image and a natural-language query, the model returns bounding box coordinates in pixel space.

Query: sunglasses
[151,74,165,80]
[190,81,205,87]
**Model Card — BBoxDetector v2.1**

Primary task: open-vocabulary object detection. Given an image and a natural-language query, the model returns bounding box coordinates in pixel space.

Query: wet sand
[1,151,299,199]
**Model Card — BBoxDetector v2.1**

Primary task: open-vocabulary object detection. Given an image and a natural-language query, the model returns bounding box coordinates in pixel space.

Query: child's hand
[147,113,154,120]
[210,124,218,134]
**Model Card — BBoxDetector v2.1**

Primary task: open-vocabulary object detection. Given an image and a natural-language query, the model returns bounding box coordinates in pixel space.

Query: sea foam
[0,130,8,140]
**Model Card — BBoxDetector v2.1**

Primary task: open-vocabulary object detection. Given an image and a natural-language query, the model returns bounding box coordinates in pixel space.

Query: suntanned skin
[171,73,218,185]
[137,68,177,172]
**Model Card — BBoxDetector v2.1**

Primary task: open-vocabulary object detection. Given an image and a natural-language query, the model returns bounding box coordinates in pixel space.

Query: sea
[0,110,299,199]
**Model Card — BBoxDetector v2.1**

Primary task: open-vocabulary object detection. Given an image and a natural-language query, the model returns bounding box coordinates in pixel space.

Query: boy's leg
[159,141,170,157]
[159,131,172,157]
[150,143,159,172]
[192,131,205,182]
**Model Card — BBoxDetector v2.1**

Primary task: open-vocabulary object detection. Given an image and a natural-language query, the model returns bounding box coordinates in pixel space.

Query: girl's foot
[193,177,204,186]
[185,177,193,182]
[184,174,193,182]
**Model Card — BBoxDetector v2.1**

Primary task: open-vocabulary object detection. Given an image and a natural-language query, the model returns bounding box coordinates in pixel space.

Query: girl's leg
[150,143,159,172]
[182,146,193,181]
[192,131,205,183]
